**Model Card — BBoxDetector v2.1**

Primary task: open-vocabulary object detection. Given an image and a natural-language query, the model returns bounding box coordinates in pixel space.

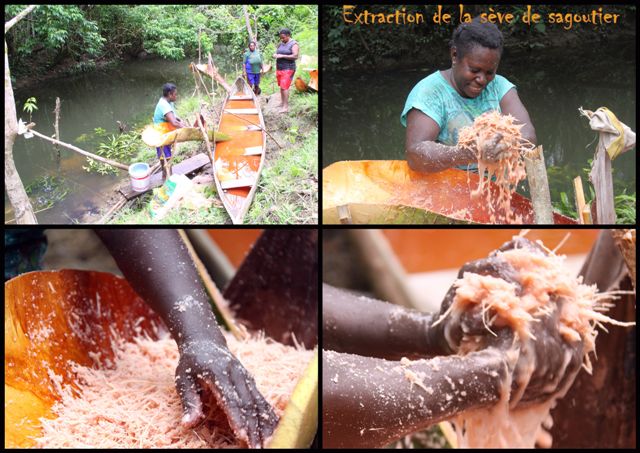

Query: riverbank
[79,84,318,225]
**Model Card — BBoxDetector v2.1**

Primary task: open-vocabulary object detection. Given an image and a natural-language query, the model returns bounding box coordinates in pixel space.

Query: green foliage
[6,5,317,79]
[614,191,636,224]
[6,5,104,60]
[84,5,147,58]
[82,129,141,175]
[246,130,318,224]
[555,191,578,219]
[25,175,69,210]
[321,4,634,71]
[22,97,38,122]
[142,5,208,60]
[553,188,635,224]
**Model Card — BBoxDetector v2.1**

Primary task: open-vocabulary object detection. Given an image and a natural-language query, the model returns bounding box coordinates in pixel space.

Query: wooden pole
[27,128,129,171]
[523,145,554,224]
[348,229,421,309]
[207,53,232,93]
[4,5,37,32]
[194,111,214,169]
[589,140,616,224]
[191,63,217,109]
[96,194,128,224]
[242,5,256,44]
[53,97,61,169]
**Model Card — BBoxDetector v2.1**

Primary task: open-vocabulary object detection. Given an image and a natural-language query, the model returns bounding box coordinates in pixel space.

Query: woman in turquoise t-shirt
[401,17,537,173]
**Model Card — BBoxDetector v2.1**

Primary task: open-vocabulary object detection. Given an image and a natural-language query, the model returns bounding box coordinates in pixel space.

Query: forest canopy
[5,4,317,80]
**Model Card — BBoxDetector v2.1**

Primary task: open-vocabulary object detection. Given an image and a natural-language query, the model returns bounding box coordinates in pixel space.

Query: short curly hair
[450,17,504,59]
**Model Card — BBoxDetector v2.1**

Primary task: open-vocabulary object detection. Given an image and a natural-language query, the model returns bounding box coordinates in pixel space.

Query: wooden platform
[119,153,210,200]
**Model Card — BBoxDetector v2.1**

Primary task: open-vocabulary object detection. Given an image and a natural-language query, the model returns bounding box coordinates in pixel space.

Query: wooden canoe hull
[323,160,577,225]
[308,69,318,92]
[213,77,267,224]
[141,126,230,147]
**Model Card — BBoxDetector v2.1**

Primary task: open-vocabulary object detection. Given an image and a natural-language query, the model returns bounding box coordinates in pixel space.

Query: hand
[429,237,584,405]
[175,338,278,448]
[479,132,509,163]
[506,295,583,406]
[273,53,279,59]
[427,251,521,354]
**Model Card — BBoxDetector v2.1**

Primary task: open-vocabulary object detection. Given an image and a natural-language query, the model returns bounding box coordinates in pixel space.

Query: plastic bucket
[129,162,150,192]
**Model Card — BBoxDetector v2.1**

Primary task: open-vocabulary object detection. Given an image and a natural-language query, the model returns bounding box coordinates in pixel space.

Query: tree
[5,5,38,224]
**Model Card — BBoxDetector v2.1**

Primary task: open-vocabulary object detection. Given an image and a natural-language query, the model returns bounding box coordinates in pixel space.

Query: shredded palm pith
[433,236,634,447]
[457,111,534,223]
[34,331,314,448]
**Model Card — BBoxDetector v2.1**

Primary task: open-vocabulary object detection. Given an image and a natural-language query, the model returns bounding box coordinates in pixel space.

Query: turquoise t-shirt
[400,71,515,147]
[243,49,263,74]
[153,97,175,124]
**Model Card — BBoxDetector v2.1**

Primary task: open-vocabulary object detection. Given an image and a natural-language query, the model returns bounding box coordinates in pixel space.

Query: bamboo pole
[177,229,246,340]
[523,145,553,224]
[26,127,129,171]
[573,176,592,224]
[184,229,235,286]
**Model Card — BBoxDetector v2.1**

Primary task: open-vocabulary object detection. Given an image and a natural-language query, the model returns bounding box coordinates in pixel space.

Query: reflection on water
[7,56,237,223]
[323,45,636,202]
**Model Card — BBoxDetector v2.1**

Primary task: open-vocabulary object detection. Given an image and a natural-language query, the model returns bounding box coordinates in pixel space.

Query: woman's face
[279,33,289,43]
[249,43,256,51]
[451,46,500,99]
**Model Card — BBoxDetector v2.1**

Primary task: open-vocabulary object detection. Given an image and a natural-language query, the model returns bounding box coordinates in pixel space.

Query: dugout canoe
[213,76,267,224]
[323,160,577,225]
[307,69,318,91]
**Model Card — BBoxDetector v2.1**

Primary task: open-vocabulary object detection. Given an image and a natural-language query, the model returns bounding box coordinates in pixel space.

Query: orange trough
[323,160,577,225]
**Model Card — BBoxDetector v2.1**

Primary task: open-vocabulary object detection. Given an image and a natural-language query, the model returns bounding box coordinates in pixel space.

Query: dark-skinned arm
[500,88,537,145]
[164,110,187,128]
[322,348,509,448]
[95,229,277,448]
[323,284,448,360]
[405,108,476,173]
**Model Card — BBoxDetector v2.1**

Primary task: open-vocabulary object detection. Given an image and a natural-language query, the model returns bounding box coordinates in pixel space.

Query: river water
[7,55,239,224]
[323,44,636,205]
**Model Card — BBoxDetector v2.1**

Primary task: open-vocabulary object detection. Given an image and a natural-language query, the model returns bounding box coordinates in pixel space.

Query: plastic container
[148,174,192,220]
[129,163,151,192]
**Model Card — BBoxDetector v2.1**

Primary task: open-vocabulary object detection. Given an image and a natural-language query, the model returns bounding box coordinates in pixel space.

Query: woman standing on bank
[273,28,299,113]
